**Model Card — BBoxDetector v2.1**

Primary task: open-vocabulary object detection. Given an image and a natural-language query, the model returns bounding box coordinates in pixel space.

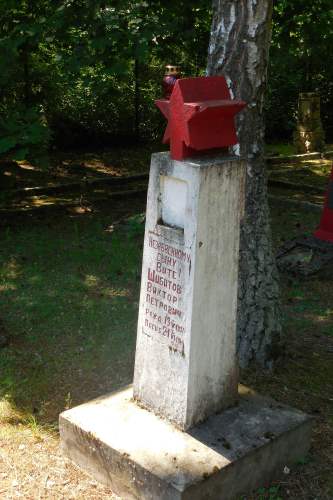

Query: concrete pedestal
[60,386,312,500]
[59,151,312,498]
[134,153,245,430]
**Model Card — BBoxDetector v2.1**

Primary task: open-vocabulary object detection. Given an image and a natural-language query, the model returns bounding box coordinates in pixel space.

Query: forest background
[0,0,332,165]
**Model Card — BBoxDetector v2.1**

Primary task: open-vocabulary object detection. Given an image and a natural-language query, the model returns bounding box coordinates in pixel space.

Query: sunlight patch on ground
[308,312,332,321]
[0,398,113,500]
[0,400,23,426]
[84,274,129,298]
[18,161,37,171]
[1,259,21,280]
[301,159,332,166]
[0,284,16,292]
[84,274,100,287]
[101,287,129,298]
[31,196,73,207]
[0,399,57,439]
[315,311,333,321]
[84,164,122,176]
[71,205,92,214]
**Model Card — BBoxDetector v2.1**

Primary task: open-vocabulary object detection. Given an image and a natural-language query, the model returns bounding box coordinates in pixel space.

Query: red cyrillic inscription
[143,234,188,353]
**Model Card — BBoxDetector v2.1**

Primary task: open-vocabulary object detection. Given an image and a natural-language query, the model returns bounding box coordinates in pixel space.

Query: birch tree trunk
[207,0,283,368]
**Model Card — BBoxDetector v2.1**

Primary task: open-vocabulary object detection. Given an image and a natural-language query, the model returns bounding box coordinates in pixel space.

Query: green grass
[0,196,332,498]
[265,143,296,156]
[268,158,332,191]
[265,142,333,156]
[0,214,145,421]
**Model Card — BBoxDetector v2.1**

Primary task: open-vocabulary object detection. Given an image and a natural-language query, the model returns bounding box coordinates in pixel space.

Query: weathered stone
[60,385,312,500]
[133,152,245,430]
[294,93,325,153]
[59,149,312,499]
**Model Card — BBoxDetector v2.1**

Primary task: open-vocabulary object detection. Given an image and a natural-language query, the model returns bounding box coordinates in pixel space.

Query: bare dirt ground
[0,403,117,499]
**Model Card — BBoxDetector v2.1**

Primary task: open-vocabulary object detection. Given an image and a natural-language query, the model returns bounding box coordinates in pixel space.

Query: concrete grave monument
[60,76,312,500]
[133,152,243,431]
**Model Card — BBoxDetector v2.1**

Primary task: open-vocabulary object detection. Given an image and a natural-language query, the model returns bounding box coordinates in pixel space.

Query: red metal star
[155,76,246,160]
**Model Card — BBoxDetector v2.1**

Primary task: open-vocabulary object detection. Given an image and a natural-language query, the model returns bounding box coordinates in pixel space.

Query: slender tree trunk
[207,0,283,368]
[22,44,32,106]
[134,58,140,139]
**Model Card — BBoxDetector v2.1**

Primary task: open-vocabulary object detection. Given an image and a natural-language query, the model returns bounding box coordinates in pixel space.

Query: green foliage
[0,0,332,159]
[0,105,50,163]
[0,0,57,162]
[267,0,333,140]
[0,214,144,411]
[0,0,211,161]
[255,485,282,500]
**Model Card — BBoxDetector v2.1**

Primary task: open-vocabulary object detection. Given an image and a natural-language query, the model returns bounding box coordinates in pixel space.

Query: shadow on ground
[0,201,146,425]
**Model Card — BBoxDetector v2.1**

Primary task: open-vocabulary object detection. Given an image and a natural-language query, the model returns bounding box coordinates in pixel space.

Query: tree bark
[207,0,283,368]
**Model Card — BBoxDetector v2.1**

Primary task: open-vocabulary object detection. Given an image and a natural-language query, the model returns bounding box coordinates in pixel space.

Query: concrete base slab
[59,385,312,500]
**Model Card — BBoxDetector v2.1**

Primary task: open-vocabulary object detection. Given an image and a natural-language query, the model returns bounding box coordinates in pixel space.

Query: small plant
[24,414,40,436]
[255,485,282,500]
[64,392,72,411]
[296,455,312,466]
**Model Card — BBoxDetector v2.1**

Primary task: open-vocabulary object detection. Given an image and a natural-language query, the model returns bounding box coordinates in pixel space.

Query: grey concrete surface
[133,153,245,430]
[60,385,312,500]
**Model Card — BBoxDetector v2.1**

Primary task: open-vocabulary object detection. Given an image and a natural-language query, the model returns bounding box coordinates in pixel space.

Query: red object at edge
[314,165,333,243]
[155,76,246,160]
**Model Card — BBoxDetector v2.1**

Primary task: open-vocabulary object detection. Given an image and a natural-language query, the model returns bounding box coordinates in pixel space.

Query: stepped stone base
[59,385,312,500]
